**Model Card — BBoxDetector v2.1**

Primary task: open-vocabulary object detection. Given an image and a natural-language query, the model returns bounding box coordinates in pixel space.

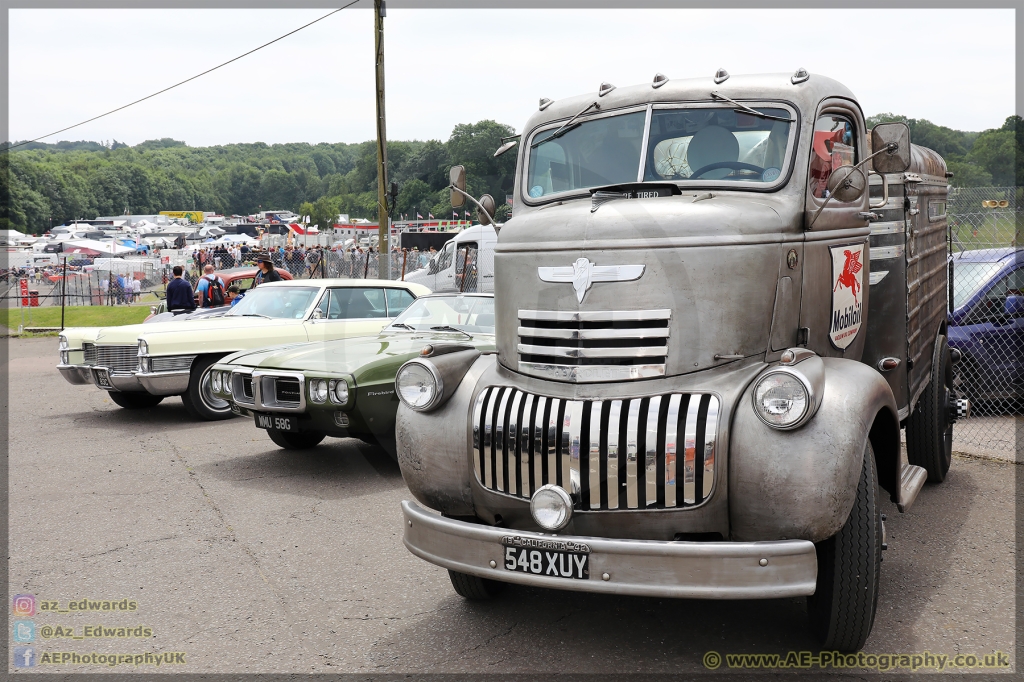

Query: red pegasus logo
[834,249,863,304]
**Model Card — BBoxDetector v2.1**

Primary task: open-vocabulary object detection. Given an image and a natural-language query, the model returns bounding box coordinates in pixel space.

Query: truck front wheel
[447,570,505,600]
[906,335,954,482]
[807,440,882,652]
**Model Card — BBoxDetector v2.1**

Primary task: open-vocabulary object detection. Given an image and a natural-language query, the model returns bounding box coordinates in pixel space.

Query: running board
[897,464,927,513]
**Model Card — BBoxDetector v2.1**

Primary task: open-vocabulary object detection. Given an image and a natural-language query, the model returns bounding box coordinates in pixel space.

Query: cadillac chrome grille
[517,309,670,382]
[82,343,139,374]
[150,356,195,373]
[473,387,719,510]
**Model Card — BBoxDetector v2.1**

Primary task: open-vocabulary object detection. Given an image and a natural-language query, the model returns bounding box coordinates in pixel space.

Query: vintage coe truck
[392,71,965,651]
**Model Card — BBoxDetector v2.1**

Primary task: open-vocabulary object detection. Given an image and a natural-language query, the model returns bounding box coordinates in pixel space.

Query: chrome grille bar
[84,344,139,373]
[517,309,671,383]
[473,387,719,510]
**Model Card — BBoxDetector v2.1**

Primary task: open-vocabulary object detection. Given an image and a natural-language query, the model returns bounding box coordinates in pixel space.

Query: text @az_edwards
[38,598,138,613]
[702,650,1011,672]
[39,624,153,639]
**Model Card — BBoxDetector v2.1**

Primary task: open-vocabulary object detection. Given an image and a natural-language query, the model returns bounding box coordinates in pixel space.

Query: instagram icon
[12,594,36,617]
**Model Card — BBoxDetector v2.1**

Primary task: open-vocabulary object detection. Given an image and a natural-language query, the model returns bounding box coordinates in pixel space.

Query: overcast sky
[8,8,1016,147]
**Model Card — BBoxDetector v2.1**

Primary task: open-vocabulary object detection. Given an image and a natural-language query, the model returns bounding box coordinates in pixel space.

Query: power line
[3,2,362,151]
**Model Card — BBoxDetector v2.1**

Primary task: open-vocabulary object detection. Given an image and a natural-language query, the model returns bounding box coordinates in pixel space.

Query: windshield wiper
[430,325,473,339]
[389,322,414,329]
[709,91,794,123]
[531,100,599,148]
[238,313,272,319]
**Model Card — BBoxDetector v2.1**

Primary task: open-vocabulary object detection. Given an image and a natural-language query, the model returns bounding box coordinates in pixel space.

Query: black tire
[179,355,234,421]
[107,391,164,409]
[448,570,505,600]
[807,440,882,652]
[266,429,326,450]
[906,335,954,482]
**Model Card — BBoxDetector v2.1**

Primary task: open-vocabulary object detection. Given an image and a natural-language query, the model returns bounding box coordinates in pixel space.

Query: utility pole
[373,0,390,278]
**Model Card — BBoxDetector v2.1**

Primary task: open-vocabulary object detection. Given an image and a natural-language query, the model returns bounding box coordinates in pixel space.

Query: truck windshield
[524,105,793,200]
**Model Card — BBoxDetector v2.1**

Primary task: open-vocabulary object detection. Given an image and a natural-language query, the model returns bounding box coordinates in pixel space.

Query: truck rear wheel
[107,391,164,409]
[447,570,505,600]
[266,429,326,450]
[807,440,882,652]
[906,335,954,482]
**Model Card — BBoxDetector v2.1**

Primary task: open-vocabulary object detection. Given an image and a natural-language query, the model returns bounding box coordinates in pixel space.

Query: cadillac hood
[223,332,496,383]
[495,195,793,380]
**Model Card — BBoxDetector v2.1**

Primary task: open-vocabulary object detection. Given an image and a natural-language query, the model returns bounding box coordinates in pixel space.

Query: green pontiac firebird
[210,293,495,455]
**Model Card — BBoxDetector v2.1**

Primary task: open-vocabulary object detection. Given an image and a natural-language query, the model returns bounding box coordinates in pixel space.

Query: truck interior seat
[686,125,739,179]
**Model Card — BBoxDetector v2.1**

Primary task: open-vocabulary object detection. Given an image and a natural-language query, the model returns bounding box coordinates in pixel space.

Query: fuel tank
[493,194,796,382]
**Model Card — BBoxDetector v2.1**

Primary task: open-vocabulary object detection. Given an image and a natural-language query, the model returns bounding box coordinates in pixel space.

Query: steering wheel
[689,161,766,178]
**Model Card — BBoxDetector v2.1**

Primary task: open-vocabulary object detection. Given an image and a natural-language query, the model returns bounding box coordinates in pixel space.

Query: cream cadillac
[57,279,430,420]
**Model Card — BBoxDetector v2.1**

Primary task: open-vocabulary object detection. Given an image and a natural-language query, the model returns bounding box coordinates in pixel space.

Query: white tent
[61,238,138,256]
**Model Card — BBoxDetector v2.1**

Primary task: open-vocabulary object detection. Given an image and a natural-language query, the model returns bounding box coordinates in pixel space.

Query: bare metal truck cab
[393,71,963,651]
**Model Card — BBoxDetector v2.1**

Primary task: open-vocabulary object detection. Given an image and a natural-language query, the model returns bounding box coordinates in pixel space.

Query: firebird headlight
[221,371,232,395]
[329,379,349,405]
[752,370,811,430]
[211,371,223,393]
[310,378,329,404]
[396,360,443,411]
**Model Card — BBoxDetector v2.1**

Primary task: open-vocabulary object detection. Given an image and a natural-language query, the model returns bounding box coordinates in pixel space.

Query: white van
[402,224,496,293]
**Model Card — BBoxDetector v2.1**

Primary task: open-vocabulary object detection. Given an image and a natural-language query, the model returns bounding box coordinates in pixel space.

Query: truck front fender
[396,354,495,516]
[730,357,899,543]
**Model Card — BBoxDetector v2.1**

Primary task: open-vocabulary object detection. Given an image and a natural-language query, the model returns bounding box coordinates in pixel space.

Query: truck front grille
[82,343,139,374]
[517,309,670,382]
[472,387,719,510]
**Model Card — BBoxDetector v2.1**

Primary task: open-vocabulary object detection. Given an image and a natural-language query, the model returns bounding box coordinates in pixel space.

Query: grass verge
[2,306,150,333]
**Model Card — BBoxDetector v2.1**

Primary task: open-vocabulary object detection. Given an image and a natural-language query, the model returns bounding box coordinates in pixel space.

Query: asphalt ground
[7,336,1017,675]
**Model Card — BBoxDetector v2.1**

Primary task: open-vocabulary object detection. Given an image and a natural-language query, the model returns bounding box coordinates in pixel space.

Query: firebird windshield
[524,105,794,201]
[388,295,495,334]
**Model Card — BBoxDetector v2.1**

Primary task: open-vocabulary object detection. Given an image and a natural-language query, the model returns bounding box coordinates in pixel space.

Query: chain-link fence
[947,186,1021,454]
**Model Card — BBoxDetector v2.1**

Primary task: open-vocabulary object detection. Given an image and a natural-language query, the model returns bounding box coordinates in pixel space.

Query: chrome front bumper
[402,500,817,599]
[136,371,191,396]
[57,364,92,385]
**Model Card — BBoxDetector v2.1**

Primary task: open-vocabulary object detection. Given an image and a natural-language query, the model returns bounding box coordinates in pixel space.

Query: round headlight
[752,371,810,429]
[329,379,349,404]
[530,484,573,531]
[310,378,328,403]
[222,372,232,395]
[396,361,441,411]
[60,350,69,365]
[211,371,222,393]
[58,335,69,350]
[140,357,151,374]
[137,339,148,356]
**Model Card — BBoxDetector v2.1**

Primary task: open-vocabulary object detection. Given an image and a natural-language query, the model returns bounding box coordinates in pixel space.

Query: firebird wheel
[807,440,882,652]
[447,570,505,600]
[180,356,234,421]
[906,335,954,482]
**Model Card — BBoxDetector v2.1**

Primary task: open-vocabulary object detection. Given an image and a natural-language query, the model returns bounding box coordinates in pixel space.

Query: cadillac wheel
[180,356,235,421]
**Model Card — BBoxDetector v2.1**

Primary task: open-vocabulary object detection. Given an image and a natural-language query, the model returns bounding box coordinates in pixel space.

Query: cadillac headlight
[396,360,442,411]
[139,357,152,373]
[752,370,810,429]
[310,378,329,403]
[329,379,349,405]
[212,371,223,393]
[137,339,148,356]
[58,335,69,351]
[60,350,69,365]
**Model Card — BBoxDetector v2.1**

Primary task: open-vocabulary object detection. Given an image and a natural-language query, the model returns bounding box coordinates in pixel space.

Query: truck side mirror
[870,123,912,174]
[1004,294,1024,318]
[477,195,496,226]
[449,166,466,208]
[825,165,867,203]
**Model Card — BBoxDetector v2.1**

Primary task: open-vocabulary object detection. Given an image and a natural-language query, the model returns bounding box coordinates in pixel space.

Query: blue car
[947,247,1023,406]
